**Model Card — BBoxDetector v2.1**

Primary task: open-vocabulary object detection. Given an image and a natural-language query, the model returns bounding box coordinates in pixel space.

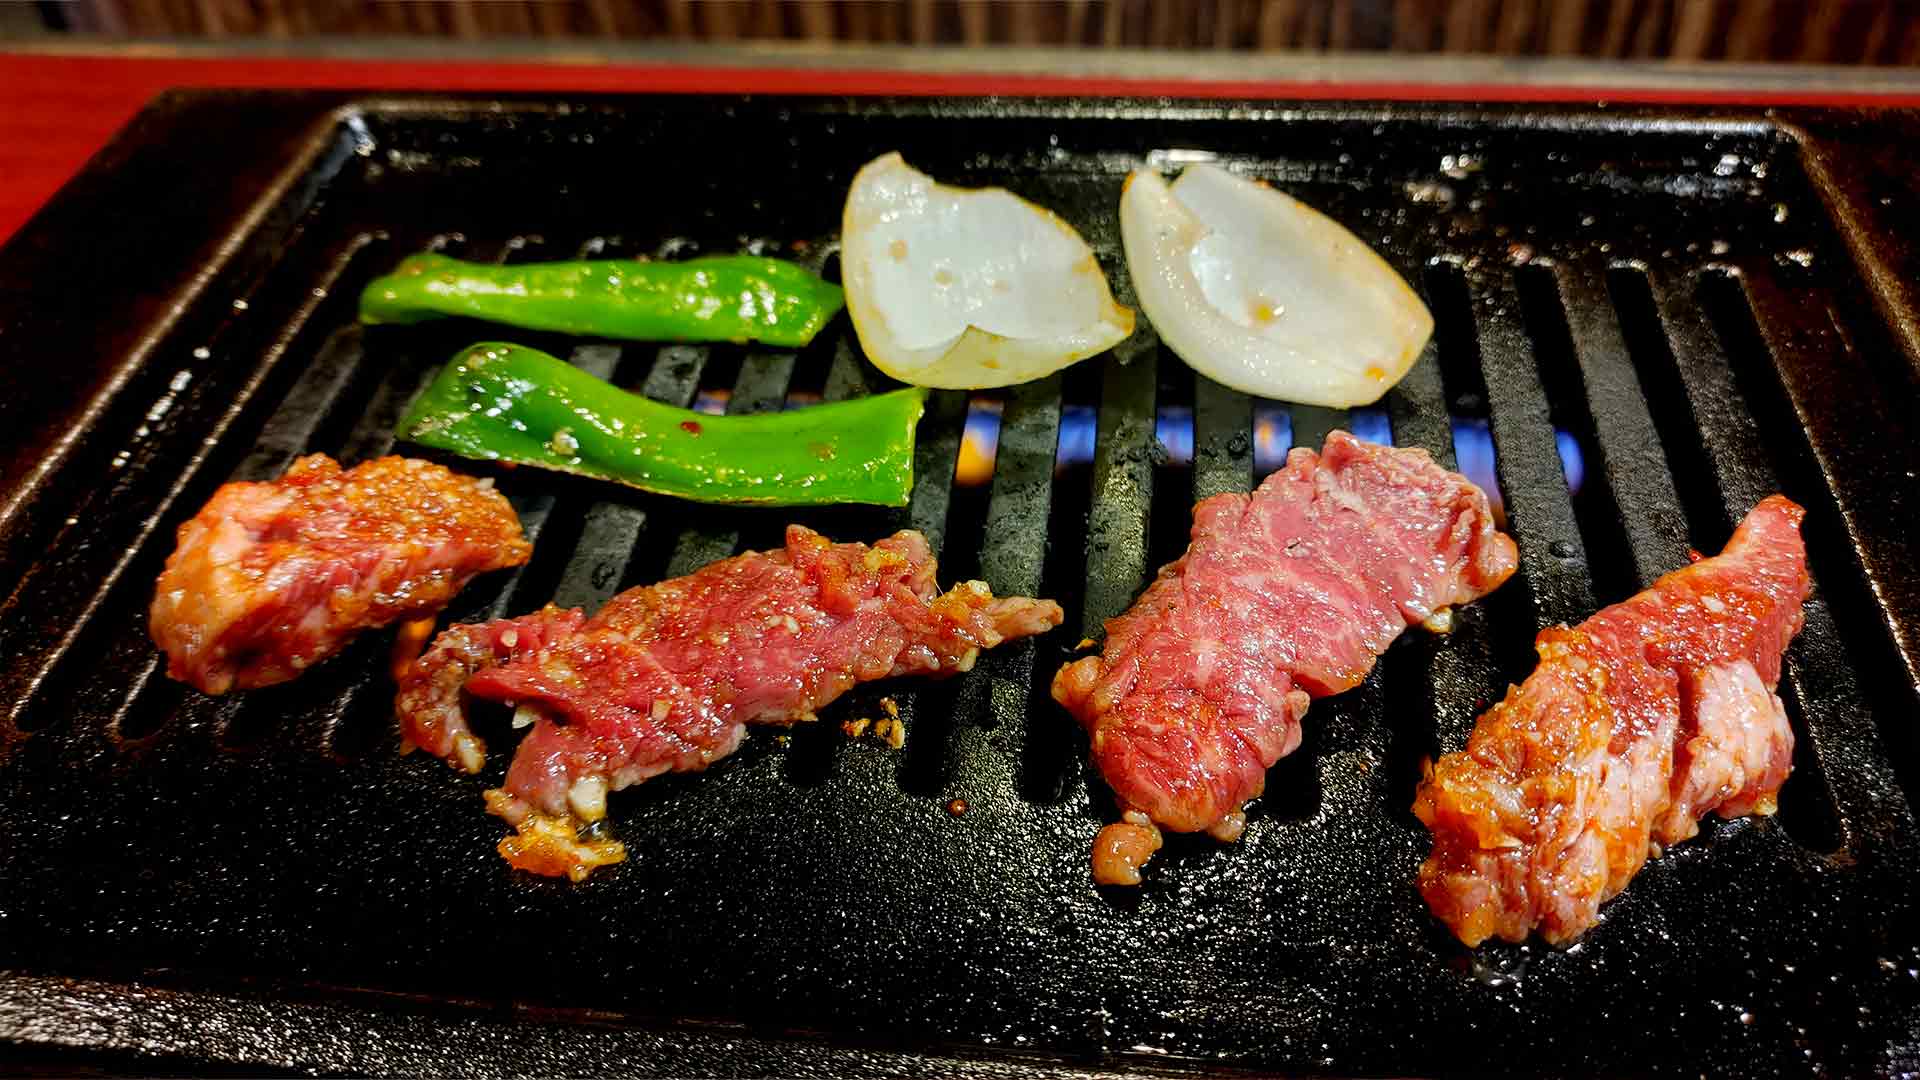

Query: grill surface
[2,92,1919,1077]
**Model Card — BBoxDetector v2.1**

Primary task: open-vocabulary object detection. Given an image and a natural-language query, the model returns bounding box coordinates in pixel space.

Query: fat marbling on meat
[1414,495,1809,947]
[150,454,530,694]
[396,524,1063,881]
[1053,430,1518,884]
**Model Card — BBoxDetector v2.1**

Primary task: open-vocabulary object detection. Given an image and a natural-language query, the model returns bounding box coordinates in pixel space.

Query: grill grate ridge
[1604,266,1742,559]
[898,374,1062,802]
[1379,264,1508,809]
[1190,372,1253,502]
[1458,262,1597,635]
[104,322,384,745]
[1696,267,1920,847]
[1727,268,1920,694]
[545,346,693,614]
[1607,265,1847,853]
[1079,334,1160,637]
[657,347,797,579]
[1286,403,1348,462]
[215,236,574,757]
[1517,260,1688,593]
[4,228,387,737]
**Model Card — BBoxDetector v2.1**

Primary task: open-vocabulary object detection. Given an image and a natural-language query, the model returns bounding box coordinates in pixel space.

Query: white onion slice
[842,152,1134,389]
[1119,163,1432,407]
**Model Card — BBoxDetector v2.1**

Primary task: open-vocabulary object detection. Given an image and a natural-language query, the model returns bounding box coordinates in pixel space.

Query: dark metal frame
[1,91,1917,1076]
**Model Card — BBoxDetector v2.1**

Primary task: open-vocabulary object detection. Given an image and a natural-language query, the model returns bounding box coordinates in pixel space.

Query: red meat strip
[396,607,586,772]
[1414,495,1809,947]
[1053,431,1518,884]
[396,524,1063,881]
[150,454,531,694]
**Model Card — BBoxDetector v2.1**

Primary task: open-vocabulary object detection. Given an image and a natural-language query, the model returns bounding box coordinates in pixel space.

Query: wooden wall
[53,1,1920,66]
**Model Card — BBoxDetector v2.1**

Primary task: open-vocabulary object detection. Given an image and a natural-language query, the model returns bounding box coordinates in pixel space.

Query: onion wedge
[1119,163,1432,407]
[842,152,1134,389]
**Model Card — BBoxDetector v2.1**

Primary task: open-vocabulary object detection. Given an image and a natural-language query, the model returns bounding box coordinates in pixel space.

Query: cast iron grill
[1,93,1918,1077]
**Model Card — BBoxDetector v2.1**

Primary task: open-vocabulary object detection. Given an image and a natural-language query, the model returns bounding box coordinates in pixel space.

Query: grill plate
[2,92,1919,1076]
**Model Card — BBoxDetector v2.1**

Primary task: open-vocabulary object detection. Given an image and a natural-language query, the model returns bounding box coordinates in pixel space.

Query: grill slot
[1461,263,1597,635]
[903,374,1062,800]
[444,238,582,622]
[546,346,698,614]
[1603,266,1738,557]
[1381,345,1453,471]
[1286,403,1349,461]
[1375,279,1502,816]
[216,239,570,757]
[1078,336,1159,637]
[6,231,389,743]
[1420,260,1585,739]
[659,349,797,578]
[1515,261,1684,597]
[1190,372,1253,502]
[4,95,1919,1077]
[1609,266,1848,853]
[1725,268,1920,693]
[105,325,386,746]
[1013,343,1160,806]
[233,325,384,484]
[903,390,970,554]
[1695,268,1920,841]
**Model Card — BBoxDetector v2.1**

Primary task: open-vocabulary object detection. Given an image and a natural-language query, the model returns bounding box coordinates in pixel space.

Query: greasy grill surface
[2,93,1919,1076]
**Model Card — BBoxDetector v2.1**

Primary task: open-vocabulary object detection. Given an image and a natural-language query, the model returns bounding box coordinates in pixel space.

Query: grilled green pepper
[360,253,844,348]
[398,342,927,507]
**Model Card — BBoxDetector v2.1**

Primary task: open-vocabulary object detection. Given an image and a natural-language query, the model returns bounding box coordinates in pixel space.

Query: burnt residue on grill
[0,93,1918,1077]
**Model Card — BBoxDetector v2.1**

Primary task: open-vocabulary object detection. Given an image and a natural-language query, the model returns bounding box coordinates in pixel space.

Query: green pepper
[360,253,845,349]
[398,342,927,507]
